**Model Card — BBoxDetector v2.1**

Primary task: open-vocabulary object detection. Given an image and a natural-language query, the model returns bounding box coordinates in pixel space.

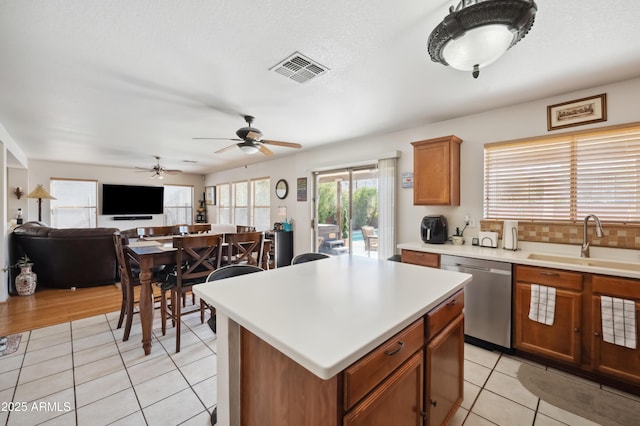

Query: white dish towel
[601,296,637,349]
[528,284,556,325]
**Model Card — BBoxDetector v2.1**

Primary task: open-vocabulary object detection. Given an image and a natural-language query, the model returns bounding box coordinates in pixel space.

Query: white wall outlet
[464,215,476,228]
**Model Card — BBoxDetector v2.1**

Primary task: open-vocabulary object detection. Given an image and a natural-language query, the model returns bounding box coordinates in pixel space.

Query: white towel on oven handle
[528,284,555,326]
[601,296,636,349]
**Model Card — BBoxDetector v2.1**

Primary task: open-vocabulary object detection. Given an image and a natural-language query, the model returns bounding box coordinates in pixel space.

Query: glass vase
[15,263,37,296]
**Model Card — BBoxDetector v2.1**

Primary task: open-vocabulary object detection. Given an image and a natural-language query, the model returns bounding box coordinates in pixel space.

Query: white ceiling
[1,0,639,174]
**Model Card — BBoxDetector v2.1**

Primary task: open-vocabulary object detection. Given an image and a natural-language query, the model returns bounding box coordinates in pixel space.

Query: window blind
[484,125,640,222]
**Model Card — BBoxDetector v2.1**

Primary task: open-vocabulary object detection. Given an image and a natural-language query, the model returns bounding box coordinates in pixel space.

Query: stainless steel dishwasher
[441,254,512,350]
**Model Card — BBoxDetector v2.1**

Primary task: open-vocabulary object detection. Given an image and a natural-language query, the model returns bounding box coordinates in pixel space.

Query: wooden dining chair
[160,233,224,352]
[112,231,162,341]
[136,225,175,238]
[174,223,211,235]
[236,225,256,233]
[223,231,264,268]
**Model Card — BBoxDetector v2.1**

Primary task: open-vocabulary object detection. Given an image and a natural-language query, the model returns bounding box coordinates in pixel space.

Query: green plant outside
[317,183,378,236]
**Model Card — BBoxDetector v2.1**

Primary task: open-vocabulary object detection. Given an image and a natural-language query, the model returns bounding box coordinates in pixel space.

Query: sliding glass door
[313,166,379,257]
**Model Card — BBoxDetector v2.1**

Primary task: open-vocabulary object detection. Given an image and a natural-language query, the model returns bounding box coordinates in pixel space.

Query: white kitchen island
[193,255,471,426]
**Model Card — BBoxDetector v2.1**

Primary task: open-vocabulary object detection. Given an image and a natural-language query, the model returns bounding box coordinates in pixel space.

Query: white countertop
[193,255,470,379]
[398,241,640,279]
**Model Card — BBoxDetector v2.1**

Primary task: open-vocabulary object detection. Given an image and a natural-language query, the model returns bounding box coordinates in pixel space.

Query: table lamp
[27,184,56,222]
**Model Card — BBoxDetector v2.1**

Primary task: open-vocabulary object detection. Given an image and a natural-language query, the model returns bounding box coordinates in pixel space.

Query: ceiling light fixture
[238,144,260,155]
[427,0,537,79]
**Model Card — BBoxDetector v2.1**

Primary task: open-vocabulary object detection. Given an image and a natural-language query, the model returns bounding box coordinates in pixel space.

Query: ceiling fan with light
[135,156,182,179]
[193,115,302,156]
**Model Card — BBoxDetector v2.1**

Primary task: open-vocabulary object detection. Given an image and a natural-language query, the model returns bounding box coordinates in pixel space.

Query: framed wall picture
[297,177,307,202]
[205,186,216,205]
[401,172,414,188]
[547,93,607,131]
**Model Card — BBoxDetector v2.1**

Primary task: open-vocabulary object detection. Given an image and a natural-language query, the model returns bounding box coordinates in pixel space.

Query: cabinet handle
[430,399,437,407]
[447,299,457,306]
[594,332,600,337]
[540,272,560,277]
[384,341,404,356]
[574,328,579,333]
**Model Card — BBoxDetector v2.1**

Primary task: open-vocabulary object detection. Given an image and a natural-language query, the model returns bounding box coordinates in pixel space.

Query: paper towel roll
[503,220,518,250]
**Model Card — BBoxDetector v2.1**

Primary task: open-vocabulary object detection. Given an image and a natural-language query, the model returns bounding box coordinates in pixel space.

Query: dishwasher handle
[445,263,512,276]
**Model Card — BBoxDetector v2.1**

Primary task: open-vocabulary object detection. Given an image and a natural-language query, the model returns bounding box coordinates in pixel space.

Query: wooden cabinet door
[412,136,462,206]
[344,351,424,426]
[591,292,640,383]
[514,282,582,364]
[591,275,640,384]
[426,314,464,426]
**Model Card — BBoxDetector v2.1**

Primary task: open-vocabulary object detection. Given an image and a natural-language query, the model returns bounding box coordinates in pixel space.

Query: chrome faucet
[581,214,603,258]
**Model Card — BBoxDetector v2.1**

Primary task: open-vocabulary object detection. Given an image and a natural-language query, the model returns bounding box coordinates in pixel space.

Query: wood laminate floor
[0,285,127,336]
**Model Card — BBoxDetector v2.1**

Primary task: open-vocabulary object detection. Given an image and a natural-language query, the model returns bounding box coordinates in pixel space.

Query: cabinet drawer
[515,265,583,291]
[426,290,464,340]
[343,318,424,411]
[592,275,640,299]
[401,250,440,268]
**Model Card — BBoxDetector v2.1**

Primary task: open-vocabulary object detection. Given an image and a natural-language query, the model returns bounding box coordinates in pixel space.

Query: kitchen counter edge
[397,242,640,279]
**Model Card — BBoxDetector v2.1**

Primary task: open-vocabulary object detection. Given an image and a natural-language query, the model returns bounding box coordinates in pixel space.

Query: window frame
[484,122,640,224]
[215,177,271,230]
[163,184,194,225]
[50,178,98,228]
[251,177,271,231]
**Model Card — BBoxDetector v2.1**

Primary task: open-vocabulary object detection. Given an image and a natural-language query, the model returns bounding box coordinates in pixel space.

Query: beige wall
[2,124,28,302]
[17,160,205,228]
[207,76,640,255]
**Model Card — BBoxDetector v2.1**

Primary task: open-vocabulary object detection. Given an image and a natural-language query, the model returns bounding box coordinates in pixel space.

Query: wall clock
[275,179,288,199]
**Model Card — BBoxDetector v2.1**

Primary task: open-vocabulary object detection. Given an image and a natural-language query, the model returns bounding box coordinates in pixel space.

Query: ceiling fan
[193,115,302,156]
[135,156,182,179]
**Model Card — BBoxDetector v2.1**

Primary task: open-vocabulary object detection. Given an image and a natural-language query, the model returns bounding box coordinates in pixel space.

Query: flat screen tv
[102,184,164,215]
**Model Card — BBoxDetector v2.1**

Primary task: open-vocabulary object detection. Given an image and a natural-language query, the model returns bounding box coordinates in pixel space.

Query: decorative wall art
[547,93,607,131]
[401,172,414,188]
[297,177,308,202]
[205,186,216,205]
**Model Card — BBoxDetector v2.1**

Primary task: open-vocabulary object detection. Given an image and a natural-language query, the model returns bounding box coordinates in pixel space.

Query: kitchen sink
[527,253,640,272]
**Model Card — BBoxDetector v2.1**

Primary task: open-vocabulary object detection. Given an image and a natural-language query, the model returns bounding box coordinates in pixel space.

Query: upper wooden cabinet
[412,135,462,205]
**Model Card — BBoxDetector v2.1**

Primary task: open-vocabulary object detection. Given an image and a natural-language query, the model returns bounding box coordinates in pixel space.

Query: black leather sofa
[8,222,119,294]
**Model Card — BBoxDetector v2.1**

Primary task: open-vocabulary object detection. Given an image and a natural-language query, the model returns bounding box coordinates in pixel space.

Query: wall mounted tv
[102,184,164,215]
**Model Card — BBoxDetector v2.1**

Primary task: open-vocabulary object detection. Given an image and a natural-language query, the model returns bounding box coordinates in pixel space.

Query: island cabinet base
[240,329,342,426]
[239,290,464,426]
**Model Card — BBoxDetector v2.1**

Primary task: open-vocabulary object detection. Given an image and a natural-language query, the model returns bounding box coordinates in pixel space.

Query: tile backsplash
[480,220,640,250]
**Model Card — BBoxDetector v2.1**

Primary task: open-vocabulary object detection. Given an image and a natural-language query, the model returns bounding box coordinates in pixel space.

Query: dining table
[125,236,273,355]
[124,242,177,355]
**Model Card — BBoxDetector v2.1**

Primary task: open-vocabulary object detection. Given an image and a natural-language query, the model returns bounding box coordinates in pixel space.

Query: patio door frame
[312,164,378,256]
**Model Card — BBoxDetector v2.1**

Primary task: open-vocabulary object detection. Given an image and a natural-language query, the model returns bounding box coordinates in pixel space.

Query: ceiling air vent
[270,52,329,84]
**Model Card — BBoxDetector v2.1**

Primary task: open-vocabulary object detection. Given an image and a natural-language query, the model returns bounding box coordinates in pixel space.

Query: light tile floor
[1,308,216,426]
[2,308,640,425]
